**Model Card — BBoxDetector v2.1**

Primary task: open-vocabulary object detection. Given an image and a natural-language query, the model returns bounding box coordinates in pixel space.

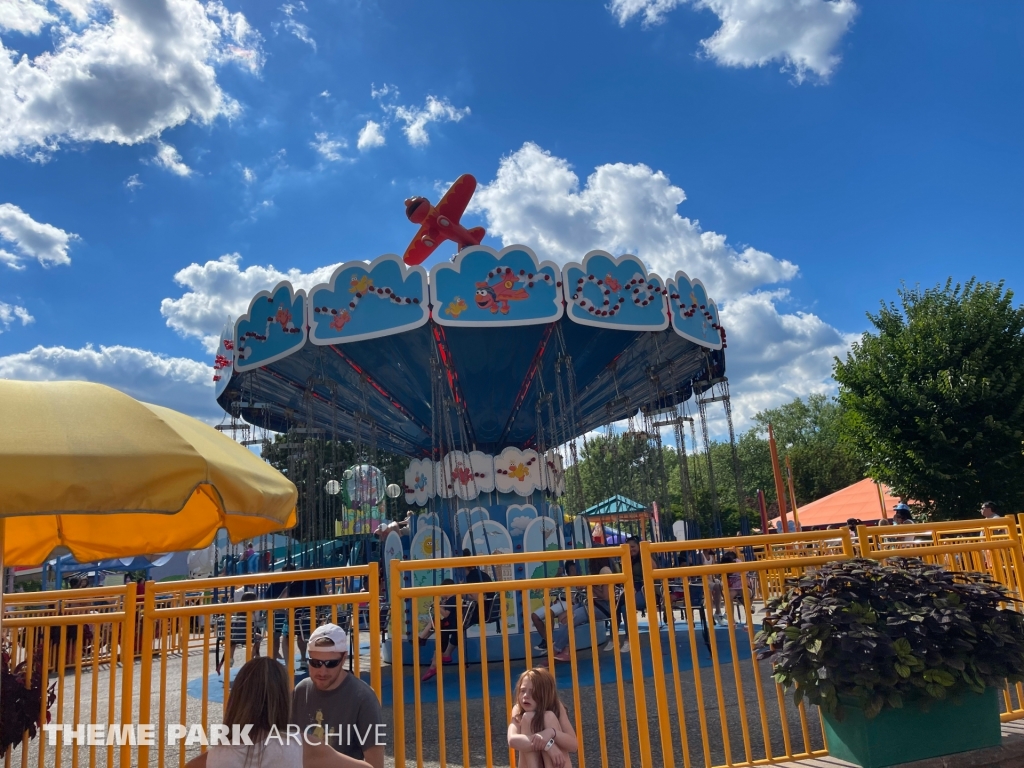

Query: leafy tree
[835,279,1024,520]
[562,394,866,537]
[753,394,865,505]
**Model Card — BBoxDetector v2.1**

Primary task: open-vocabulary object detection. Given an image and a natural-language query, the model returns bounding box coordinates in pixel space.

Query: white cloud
[152,141,193,177]
[124,173,142,191]
[160,252,340,353]
[472,142,795,299]
[609,0,686,27]
[0,301,34,331]
[0,203,77,269]
[0,343,220,420]
[0,0,263,159]
[275,2,315,51]
[717,290,856,426]
[356,120,385,151]
[610,0,858,83]
[388,95,469,147]
[242,166,255,183]
[311,132,347,162]
[0,0,54,34]
[472,142,850,423]
[370,83,397,100]
[319,90,330,98]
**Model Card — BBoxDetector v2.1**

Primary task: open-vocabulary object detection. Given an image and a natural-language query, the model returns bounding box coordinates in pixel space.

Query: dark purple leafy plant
[1,641,57,752]
[755,557,1024,720]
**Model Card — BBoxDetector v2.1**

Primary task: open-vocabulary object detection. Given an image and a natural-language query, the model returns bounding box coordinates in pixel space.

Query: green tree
[834,279,1024,520]
[753,394,865,505]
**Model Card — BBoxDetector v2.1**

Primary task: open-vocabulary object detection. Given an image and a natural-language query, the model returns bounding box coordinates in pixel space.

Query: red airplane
[402,173,486,265]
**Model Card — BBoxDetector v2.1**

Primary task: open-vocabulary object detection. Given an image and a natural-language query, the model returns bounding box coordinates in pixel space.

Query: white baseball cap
[307,623,349,654]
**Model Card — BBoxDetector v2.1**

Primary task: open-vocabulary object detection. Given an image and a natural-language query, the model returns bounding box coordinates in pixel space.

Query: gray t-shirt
[291,674,385,760]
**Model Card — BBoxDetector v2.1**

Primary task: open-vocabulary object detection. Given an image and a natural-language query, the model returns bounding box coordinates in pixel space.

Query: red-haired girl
[507,667,578,767]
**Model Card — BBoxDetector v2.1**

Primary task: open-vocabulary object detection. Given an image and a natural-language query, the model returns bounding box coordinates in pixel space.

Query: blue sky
[0,0,1021,428]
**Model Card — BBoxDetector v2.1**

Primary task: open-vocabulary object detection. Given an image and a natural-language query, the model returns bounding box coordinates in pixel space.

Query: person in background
[893,504,914,525]
[291,624,385,768]
[461,548,497,634]
[610,537,656,654]
[418,578,458,682]
[542,557,612,663]
[981,501,1000,519]
[531,561,578,653]
[217,591,263,676]
[846,518,862,538]
[268,566,292,661]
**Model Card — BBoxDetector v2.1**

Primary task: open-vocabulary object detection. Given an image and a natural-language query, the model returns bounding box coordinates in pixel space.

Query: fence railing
[4,526,1024,767]
[390,545,654,768]
[135,564,380,767]
[639,536,853,768]
[1,584,137,768]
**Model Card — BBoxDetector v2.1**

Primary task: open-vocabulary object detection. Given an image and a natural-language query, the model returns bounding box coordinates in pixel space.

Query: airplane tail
[467,226,486,244]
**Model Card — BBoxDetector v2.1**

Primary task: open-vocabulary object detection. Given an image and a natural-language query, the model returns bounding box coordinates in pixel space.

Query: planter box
[823,687,1001,768]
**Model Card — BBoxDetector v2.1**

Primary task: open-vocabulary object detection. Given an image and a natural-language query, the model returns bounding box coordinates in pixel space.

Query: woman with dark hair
[606,537,655,653]
[186,656,368,767]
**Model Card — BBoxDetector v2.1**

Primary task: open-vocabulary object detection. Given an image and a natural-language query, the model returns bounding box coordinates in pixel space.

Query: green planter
[823,687,1002,768]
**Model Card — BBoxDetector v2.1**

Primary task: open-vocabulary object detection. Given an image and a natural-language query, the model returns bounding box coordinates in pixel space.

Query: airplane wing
[402,224,440,266]
[436,174,477,221]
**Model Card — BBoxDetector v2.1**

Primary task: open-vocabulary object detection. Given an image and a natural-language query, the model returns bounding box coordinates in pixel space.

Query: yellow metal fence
[3,528,1024,768]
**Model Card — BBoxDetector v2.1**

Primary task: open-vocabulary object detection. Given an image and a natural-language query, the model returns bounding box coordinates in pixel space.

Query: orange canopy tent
[770,478,904,529]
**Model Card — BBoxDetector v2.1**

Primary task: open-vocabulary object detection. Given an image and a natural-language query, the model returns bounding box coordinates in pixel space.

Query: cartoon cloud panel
[430,245,563,327]
[436,450,490,500]
[493,447,541,495]
[540,449,566,496]
[404,458,435,507]
[307,255,429,344]
[234,282,307,372]
[562,251,669,332]
[212,321,235,399]
[667,270,724,350]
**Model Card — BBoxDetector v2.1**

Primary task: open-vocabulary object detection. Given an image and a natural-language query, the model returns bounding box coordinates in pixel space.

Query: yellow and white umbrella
[0,380,297,567]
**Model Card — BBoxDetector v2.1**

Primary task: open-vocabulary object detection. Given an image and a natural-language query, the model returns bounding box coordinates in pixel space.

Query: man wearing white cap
[291,623,385,768]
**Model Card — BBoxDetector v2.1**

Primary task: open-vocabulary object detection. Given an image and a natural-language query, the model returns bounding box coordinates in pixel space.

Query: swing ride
[211,173,744,661]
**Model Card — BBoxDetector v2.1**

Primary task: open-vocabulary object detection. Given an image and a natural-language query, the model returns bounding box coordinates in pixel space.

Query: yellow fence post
[119,583,137,768]
[389,556,405,768]
[621,543,654,768]
[368,561,381,700]
[639,541,675,768]
[138,580,156,767]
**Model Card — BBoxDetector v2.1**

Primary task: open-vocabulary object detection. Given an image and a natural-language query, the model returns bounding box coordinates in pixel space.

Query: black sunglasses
[307,658,343,669]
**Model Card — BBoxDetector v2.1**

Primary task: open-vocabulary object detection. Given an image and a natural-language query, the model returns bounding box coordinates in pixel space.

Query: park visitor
[893,504,914,524]
[461,548,499,633]
[545,556,613,662]
[531,561,579,652]
[609,536,654,654]
[291,624,385,768]
[507,667,578,768]
[185,656,369,768]
[418,578,458,682]
[217,590,263,676]
[981,501,1000,518]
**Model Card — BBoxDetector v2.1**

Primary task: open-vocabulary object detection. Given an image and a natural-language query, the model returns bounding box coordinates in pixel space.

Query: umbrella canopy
[770,478,903,529]
[0,380,298,566]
